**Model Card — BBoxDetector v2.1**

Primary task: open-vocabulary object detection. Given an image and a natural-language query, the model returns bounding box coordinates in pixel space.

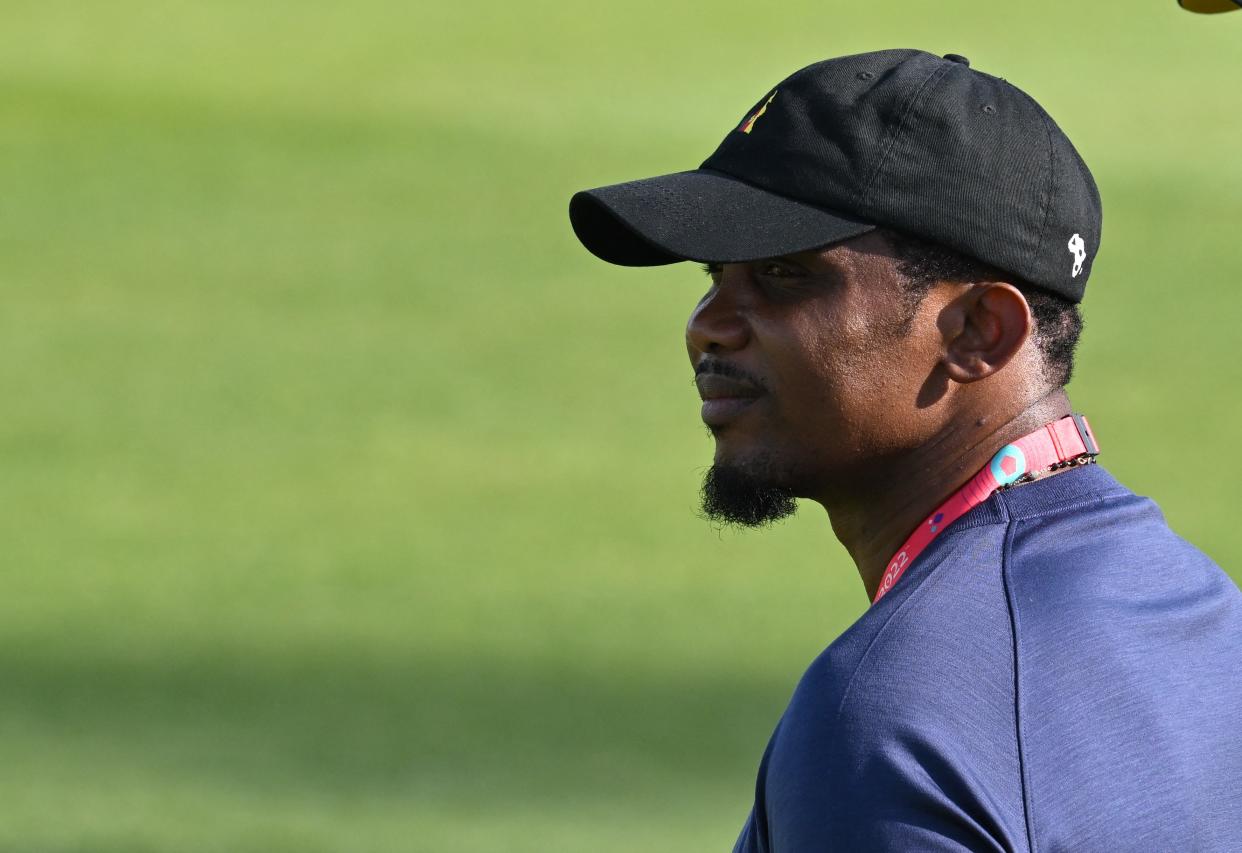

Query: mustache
[693,357,768,392]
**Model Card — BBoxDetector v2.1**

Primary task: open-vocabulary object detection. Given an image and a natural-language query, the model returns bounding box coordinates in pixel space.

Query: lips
[695,373,764,427]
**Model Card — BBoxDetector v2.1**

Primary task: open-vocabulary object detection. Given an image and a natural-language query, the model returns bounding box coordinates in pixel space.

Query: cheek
[789,312,935,440]
[806,308,900,395]
[760,316,867,429]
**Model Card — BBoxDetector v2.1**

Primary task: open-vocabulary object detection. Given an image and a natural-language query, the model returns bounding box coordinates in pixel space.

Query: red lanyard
[872,414,1100,605]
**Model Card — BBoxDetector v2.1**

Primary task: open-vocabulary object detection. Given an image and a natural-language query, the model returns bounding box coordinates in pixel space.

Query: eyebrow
[777,250,842,276]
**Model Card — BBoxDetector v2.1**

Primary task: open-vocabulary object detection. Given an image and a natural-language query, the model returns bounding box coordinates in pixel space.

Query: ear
[939,283,1032,384]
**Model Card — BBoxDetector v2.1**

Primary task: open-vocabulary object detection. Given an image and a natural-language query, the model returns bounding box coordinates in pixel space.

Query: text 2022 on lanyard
[872,414,1100,605]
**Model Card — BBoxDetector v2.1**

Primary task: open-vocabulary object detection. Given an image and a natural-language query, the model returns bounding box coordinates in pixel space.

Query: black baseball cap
[570,49,1102,302]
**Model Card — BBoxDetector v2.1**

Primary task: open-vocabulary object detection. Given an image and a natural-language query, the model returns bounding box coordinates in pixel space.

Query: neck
[823,390,1072,601]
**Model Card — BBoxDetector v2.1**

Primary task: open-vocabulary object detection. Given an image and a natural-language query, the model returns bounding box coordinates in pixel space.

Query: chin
[700,450,800,528]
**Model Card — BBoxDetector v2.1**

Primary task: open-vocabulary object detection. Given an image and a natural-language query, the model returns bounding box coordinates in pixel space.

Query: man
[569,50,1242,851]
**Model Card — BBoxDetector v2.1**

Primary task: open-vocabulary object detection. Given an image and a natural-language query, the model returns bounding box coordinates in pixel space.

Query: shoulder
[994,464,1242,849]
[996,464,1242,653]
[997,465,1232,603]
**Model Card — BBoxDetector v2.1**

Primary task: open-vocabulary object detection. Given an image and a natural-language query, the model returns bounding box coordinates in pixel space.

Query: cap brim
[569,169,876,267]
[1178,0,1241,12]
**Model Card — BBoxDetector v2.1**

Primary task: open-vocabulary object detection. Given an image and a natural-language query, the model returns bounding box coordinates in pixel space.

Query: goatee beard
[700,460,798,528]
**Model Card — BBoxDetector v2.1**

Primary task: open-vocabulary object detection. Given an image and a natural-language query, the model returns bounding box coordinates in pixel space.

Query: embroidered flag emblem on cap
[738,91,777,134]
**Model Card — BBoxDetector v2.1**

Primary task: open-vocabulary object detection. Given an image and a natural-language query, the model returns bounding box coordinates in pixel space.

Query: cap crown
[702,49,1101,300]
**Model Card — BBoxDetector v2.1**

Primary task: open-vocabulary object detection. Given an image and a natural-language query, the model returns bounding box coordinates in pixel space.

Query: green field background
[1,1,1239,851]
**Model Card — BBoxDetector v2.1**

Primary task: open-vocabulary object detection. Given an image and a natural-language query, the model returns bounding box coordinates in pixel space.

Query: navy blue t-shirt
[734,464,1242,852]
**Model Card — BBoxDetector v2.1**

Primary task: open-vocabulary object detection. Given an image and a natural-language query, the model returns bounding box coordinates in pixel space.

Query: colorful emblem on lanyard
[989,444,1027,487]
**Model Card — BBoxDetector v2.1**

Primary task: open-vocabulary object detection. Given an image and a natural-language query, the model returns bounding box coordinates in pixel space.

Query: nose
[686,267,752,356]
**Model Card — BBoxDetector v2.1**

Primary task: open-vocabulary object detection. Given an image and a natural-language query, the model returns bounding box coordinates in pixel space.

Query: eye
[700,262,723,279]
[757,260,800,278]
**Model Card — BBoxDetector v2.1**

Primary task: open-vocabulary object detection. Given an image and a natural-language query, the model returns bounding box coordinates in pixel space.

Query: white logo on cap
[1068,233,1086,278]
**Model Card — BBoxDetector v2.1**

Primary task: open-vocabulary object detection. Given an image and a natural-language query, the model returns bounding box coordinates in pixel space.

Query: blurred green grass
[0,1,1239,850]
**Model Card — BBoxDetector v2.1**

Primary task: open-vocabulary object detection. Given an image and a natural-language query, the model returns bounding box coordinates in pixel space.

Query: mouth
[695,373,764,428]
[701,396,760,426]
